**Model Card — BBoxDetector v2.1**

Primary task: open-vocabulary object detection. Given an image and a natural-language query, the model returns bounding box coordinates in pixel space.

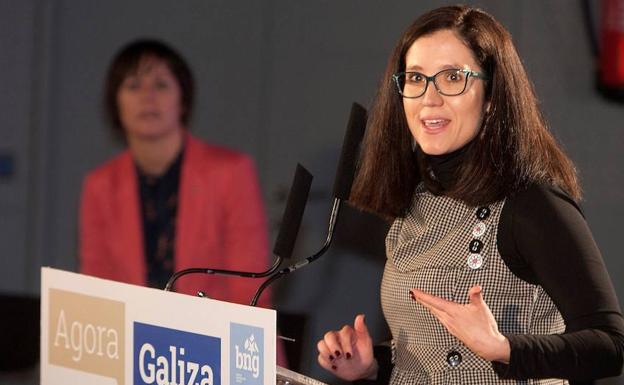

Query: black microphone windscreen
[332,102,368,200]
[272,164,313,259]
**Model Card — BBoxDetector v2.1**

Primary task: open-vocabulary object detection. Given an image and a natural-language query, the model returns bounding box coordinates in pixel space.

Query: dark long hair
[350,5,580,220]
[104,39,195,135]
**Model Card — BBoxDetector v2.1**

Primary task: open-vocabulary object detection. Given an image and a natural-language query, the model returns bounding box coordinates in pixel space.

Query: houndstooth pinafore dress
[381,185,567,384]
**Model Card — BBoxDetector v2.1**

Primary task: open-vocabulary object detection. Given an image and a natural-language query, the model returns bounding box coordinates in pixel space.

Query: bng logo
[230,323,264,385]
[134,322,221,385]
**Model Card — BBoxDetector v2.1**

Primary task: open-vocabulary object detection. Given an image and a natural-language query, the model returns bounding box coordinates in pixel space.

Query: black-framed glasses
[392,68,489,98]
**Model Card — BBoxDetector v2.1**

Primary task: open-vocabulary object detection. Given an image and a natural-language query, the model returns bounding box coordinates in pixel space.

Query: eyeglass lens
[398,69,469,97]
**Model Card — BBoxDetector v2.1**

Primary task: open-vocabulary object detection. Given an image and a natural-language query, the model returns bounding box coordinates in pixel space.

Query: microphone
[250,102,367,306]
[163,164,313,292]
[272,164,314,263]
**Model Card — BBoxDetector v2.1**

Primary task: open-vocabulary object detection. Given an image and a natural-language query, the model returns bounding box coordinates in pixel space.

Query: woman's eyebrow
[405,63,464,72]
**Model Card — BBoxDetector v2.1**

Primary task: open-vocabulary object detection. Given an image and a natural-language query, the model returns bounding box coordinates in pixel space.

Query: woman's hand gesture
[411,285,510,363]
[317,314,378,381]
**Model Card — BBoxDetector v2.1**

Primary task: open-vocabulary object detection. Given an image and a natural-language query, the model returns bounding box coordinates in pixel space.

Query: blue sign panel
[134,322,221,385]
[230,323,264,385]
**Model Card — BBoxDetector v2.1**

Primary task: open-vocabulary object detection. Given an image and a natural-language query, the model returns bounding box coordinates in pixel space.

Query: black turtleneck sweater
[428,148,624,381]
[368,148,624,384]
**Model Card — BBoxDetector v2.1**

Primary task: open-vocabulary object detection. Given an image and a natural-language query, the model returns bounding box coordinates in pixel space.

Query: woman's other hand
[411,285,511,363]
[317,314,378,381]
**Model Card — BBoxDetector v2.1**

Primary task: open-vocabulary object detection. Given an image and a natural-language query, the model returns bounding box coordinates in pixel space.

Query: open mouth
[421,119,450,131]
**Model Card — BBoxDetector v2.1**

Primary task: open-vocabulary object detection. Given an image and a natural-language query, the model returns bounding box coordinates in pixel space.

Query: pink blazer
[79,134,271,306]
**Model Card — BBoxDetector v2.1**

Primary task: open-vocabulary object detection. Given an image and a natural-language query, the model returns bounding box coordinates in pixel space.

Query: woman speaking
[317,5,624,384]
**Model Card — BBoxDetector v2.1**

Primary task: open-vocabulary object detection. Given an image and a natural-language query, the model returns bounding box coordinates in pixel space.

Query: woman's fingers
[338,324,356,359]
[323,326,354,359]
[468,285,484,306]
[317,314,377,381]
[411,289,453,315]
[322,330,342,359]
[410,286,509,362]
[354,314,369,338]
[317,339,335,362]
[317,350,337,371]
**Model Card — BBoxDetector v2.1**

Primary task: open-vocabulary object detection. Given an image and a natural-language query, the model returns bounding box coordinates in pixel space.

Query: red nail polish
[335,350,341,357]
[331,365,337,370]
[409,291,416,300]
[346,352,352,359]
[329,355,334,361]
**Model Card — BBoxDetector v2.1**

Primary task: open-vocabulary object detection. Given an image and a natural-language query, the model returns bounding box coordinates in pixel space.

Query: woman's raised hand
[317,314,378,381]
[411,285,510,363]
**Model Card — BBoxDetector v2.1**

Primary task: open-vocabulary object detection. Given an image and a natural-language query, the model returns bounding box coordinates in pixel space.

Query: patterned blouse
[136,150,183,289]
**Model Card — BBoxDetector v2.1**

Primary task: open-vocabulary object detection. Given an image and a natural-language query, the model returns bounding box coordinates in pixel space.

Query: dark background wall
[1,1,622,384]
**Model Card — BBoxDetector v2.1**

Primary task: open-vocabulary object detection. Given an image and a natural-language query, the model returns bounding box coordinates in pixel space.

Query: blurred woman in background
[79,39,270,307]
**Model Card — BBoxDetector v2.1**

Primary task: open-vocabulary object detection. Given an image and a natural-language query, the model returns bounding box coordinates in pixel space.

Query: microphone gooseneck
[163,257,283,292]
[164,164,313,292]
[250,198,341,306]
[250,103,367,306]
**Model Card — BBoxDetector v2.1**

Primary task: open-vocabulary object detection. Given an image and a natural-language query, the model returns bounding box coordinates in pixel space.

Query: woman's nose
[421,80,443,106]
[139,84,157,98]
